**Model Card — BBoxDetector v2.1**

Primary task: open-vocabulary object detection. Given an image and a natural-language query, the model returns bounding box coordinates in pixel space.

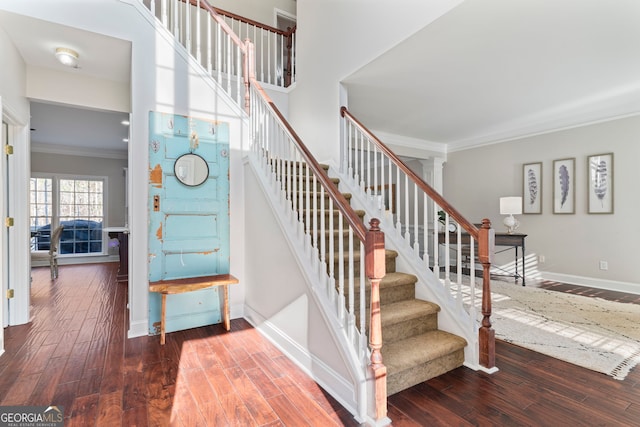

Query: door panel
[148,112,230,335]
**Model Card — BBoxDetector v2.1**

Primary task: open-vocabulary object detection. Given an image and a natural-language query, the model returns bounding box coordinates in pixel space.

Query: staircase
[301,165,467,395]
[136,0,495,422]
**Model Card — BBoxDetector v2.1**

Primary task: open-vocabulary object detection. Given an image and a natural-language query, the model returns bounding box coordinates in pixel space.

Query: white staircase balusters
[340,106,497,372]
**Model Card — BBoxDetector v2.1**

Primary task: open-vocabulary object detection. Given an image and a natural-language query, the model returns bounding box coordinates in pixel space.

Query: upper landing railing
[145,0,295,90]
[214,6,296,88]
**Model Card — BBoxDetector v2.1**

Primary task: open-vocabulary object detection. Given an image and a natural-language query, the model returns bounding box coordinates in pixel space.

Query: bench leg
[161,293,167,345]
[223,284,230,331]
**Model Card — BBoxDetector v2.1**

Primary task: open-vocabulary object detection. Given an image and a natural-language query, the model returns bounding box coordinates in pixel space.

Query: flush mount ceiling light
[55,47,79,68]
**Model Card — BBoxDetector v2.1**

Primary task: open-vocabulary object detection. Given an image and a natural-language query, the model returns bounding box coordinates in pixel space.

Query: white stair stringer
[245,154,387,426]
[329,163,494,373]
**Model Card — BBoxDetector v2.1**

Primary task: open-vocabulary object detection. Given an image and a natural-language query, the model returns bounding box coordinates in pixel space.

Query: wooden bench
[149,273,239,345]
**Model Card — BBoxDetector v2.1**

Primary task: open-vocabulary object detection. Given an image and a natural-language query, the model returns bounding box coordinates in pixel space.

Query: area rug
[454,278,640,380]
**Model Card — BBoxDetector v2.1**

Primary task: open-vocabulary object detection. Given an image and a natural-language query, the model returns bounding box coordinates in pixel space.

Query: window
[30,175,106,255]
[30,178,53,250]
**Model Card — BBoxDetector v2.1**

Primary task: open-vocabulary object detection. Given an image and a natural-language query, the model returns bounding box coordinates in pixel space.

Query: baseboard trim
[243,305,360,421]
[540,271,640,296]
[31,255,119,267]
[127,319,149,338]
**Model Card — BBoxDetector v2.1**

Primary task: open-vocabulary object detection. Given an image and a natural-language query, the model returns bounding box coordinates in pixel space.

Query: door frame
[1,97,5,351]
[1,99,32,332]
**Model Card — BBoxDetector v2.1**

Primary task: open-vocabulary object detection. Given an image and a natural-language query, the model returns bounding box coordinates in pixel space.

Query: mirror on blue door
[174,153,209,186]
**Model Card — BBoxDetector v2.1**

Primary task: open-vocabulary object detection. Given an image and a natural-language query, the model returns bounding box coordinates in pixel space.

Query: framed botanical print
[587,153,613,214]
[522,162,542,214]
[553,158,575,214]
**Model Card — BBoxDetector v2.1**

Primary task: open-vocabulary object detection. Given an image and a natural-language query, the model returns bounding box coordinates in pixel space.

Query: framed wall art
[522,162,542,214]
[587,152,614,214]
[553,158,575,214]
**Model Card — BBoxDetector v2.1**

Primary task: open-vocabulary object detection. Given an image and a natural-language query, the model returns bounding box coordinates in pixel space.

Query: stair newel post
[365,218,387,421]
[477,218,496,369]
[285,26,294,87]
[244,39,255,114]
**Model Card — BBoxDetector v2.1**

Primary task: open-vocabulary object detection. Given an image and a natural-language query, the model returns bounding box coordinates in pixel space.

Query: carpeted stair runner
[295,164,467,396]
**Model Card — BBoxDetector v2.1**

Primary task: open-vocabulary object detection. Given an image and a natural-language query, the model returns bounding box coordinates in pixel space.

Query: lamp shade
[500,197,522,215]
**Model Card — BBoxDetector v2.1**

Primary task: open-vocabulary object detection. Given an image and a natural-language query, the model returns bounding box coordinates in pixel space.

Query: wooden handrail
[161,2,384,417]
[213,6,296,37]
[341,107,479,239]
[341,106,496,371]
[251,80,367,243]
[189,0,247,49]
[248,43,386,421]
[184,0,295,88]
[187,1,363,255]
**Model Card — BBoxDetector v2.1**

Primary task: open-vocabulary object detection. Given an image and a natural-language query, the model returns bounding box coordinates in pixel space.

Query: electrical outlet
[599,261,608,271]
[538,255,545,263]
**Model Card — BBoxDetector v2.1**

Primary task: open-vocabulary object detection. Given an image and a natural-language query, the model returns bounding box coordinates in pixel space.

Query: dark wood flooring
[1,264,638,426]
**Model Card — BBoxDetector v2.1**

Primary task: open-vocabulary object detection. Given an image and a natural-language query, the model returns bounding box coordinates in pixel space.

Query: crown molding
[447,111,640,153]
[370,129,447,159]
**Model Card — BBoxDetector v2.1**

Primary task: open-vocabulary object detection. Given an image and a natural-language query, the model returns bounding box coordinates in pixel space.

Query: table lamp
[500,196,522,234]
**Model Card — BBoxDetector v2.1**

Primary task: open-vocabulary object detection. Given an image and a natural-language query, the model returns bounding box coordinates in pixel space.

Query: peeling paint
[156,223,163,241]
[150,164,163,186]
[152,322,161,334]
[199,248,220,255]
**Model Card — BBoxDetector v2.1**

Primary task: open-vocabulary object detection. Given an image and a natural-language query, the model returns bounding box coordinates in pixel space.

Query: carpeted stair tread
[295,191,352,200]
[290,161,469,395]
[354,272,418,292]
[330,249,398,262]
[380,299,440,327]
[347,272,418,309]
[382,330,467,374]
[301,209,365,218]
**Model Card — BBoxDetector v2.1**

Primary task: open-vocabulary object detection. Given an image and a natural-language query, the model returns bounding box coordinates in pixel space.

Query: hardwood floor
[2,264,357,426]
[388,279,640,427]
[1,264,638,426]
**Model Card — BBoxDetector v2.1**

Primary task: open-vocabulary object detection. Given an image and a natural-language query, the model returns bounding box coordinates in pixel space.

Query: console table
[439,232,527,285]
[104,227,129,283]
[149,274,239,344]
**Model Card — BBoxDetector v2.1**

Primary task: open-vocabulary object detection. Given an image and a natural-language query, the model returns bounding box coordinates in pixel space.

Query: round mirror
[174,153,209,186]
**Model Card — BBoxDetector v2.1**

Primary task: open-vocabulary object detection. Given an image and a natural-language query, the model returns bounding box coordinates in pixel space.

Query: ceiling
[0,11,131,156]
[2,1,640,156]
[343,0,640,150]
[29,101,130,155]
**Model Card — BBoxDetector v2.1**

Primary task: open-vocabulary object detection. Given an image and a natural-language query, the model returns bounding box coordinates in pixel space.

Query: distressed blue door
[148,112,230,335]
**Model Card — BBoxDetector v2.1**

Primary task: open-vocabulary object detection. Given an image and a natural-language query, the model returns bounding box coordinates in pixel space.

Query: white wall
[27,65,129,113]
[243,161,362,416]
[0,23,28,118]
[444,115,640,291]
[0,21,33,326]
[289,0,462,164]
